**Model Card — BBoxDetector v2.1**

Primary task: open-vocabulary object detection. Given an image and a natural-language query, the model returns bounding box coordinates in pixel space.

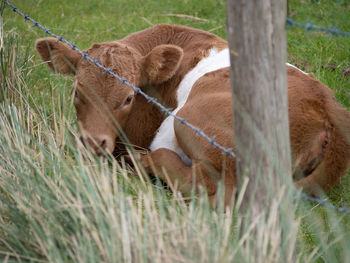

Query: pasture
[1,0,350,262]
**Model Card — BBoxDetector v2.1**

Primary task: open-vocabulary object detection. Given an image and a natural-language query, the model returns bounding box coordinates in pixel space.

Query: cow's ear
[35,38,81,74]
[142,45,183,85]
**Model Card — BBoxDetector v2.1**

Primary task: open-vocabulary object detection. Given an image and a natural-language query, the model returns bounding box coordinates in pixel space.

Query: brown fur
[36,24,350,206]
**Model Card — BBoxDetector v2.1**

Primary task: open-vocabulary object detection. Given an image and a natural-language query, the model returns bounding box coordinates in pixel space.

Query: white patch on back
[286,63,308,75]
[150,48,230,166]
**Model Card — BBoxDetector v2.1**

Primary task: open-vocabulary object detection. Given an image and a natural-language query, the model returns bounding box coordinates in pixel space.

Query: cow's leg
[140,148,235,207]
[141,148,217,196]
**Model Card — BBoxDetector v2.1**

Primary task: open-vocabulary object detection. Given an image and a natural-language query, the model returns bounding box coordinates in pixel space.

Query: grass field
[1,0,350,262]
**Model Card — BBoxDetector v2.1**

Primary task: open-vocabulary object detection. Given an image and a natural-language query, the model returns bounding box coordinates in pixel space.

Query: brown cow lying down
[36,24,350,206]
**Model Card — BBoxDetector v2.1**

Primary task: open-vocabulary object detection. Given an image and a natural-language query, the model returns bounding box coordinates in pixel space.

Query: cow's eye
[75,90,78,98]
[125,96,132,104]
[118,95,134,109]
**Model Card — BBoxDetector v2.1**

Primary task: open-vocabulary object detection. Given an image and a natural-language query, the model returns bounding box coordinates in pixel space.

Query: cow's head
[36,38,183,155]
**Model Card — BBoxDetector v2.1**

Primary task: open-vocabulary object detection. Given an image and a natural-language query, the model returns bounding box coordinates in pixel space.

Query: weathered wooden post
[227,1,292,212]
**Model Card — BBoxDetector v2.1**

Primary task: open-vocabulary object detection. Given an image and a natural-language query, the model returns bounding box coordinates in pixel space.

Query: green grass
[1,0,350,262]
[287,1,350,107]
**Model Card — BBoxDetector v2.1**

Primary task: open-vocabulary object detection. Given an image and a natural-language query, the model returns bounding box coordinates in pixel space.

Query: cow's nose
[86,136,108,156]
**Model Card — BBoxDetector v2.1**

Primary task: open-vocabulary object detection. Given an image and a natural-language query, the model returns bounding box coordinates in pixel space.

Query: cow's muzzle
[80,135,114,156]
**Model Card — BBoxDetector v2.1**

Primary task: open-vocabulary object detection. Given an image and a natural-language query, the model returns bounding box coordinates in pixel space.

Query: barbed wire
[299,193,350,215]
[287,17,350,37]
[4,1,350,216]
[4,1,235,158]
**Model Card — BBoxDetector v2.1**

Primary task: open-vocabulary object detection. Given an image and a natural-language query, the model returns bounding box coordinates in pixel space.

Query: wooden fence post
[227,1,292,212]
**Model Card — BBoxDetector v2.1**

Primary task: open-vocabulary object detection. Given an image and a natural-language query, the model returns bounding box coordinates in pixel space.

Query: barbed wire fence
[3,1,350,215]
[286,17,350,37]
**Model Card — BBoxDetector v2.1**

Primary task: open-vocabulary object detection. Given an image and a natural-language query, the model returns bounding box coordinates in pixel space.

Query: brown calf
[36,24,350,206]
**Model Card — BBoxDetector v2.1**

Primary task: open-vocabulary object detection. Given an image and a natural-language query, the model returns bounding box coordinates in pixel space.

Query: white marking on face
[286,63,308,75]
[150,48,230,166]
